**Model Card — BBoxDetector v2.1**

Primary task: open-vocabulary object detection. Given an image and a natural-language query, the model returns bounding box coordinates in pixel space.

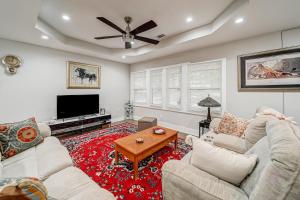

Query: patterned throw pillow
[0,177,48,199]
[217,112,248,137]
[0,118,44,159]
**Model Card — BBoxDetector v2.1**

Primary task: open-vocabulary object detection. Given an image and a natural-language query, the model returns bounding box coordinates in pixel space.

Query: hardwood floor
[115,119,188,139]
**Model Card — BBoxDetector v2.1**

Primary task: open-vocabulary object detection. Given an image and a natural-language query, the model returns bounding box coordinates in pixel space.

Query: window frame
[130,71,148,105]
[187,59,225,115]
[130,58,226,116]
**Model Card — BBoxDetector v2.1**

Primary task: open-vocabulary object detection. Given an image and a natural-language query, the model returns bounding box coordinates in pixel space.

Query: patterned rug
[60,123,191,200]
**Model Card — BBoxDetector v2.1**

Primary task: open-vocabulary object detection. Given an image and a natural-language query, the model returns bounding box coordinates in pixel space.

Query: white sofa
[163,117,300,200]
[0,123,116,200]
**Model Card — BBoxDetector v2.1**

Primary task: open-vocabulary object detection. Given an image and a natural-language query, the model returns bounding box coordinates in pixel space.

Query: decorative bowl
[153,127,165,135]
[136,137,144,143]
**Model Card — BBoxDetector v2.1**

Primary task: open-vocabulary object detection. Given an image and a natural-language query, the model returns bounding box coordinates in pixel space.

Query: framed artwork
[67,61,101,89]
[238,46,300,91]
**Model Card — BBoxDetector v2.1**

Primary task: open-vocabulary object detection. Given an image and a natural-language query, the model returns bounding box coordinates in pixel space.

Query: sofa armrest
[37,122,51,138]
[209,118,221,131]
[213,134,247,154]
[162,160,247,200]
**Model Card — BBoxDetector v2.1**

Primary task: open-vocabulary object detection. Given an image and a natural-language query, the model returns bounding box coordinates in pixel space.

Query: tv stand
[47,114,111,136]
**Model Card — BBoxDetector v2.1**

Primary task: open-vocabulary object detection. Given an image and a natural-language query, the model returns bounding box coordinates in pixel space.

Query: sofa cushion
[213,133,247,154]
[162,160,248,200]
[44,166,115,200]
[35,137,63,154]
[249,119,300,200]
[37,146,73,180]
[2,137,73,180]
[256,107,296,123]
[190,139,257,185]
[244,115,275,149]
[240,136,270,196]
[2,152,38,178]
[0,118,44,159]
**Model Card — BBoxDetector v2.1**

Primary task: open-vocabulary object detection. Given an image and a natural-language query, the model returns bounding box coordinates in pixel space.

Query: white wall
[0,38,130,122]
[130,28,300,136]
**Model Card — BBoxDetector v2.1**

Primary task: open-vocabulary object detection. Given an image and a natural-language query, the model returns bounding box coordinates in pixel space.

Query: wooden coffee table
[114,126,178,180]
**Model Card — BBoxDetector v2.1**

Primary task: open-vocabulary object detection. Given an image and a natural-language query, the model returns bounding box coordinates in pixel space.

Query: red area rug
[60,123,191,200]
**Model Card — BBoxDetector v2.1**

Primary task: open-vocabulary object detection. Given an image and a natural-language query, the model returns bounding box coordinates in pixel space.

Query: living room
[0,0,299,199]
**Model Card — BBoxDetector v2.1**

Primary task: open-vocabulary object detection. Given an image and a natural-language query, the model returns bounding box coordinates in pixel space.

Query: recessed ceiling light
[62,14,70,21]
[122,55,126,59]
[186,17,193,23]
[131,41,135,45]
[235,17,244,24]
[41,35,49,40]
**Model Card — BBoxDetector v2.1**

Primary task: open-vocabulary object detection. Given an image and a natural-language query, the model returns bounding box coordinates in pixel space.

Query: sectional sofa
[0,123,115,200]
[162,109,300,200]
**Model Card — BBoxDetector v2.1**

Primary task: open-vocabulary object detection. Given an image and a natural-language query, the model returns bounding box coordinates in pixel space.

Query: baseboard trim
[111,116,125,123]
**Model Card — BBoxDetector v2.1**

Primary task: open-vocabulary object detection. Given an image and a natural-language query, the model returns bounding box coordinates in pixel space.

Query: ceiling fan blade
[125,42,132,49]
[130,20,157,35]
[135,35,159,45]
[94,35,122,40]
[97,17,126,34]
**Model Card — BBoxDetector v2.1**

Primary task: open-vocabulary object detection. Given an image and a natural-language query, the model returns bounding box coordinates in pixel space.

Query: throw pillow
[216,112,248,137]
[191,139,257,185]
[256,107,296,124]
[0,118,44,159]
[0,177,47,199]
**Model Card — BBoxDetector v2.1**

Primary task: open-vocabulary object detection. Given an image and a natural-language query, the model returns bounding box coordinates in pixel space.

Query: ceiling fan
[94,16,160,49]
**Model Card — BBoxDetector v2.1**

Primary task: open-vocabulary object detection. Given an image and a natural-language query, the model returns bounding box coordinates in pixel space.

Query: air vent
[157,34,166,39]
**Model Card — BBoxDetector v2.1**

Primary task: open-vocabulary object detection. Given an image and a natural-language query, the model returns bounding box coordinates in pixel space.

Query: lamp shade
[197,96,221,107]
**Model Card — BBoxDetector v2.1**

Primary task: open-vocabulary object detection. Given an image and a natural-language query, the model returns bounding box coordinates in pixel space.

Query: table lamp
[197,95,221,122]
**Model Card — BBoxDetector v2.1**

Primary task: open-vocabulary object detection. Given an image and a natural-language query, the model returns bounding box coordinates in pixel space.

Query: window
[166,66,182,108]
[130,59,225,115]
[187,61,222,112]
[150,69,163,106]
[131,71,147,104]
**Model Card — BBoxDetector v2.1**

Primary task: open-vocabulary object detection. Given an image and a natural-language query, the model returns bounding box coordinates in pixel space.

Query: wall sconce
[1,55,22,74]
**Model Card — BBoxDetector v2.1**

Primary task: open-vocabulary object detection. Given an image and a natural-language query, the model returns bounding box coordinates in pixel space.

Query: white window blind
[187,61,222,112]
[130,59,225,115]
[132,71,147,104]
[150,69,163,106]
[166,66,182,108]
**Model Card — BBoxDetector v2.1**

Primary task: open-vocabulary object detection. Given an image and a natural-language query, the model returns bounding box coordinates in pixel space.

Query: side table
[199,120,210,137]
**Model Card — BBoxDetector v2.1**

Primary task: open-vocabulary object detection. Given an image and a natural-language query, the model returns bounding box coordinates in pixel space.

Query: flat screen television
[57,94,99,119]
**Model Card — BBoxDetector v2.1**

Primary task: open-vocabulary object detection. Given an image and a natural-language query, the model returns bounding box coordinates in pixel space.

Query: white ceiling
[0,0,300,64]
[39,0,233,49]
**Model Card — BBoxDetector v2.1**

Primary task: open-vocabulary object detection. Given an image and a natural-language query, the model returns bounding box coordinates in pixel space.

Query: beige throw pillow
[191,139,257,185]
[216,112,248,137]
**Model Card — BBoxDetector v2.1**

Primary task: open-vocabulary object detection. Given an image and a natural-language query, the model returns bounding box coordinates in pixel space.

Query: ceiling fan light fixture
[62,14,70,21]
[186,17,193,23]
[41,35,49,40]
[235,17,244,24]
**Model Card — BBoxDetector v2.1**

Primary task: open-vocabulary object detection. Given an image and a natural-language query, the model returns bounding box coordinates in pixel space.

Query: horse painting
[67,61,100,89]
[74,67,97,84]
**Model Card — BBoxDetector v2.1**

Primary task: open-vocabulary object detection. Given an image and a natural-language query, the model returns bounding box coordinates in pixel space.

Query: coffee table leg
[115,149,119,165]
[134,158,138,180]
[174,137,178,150]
